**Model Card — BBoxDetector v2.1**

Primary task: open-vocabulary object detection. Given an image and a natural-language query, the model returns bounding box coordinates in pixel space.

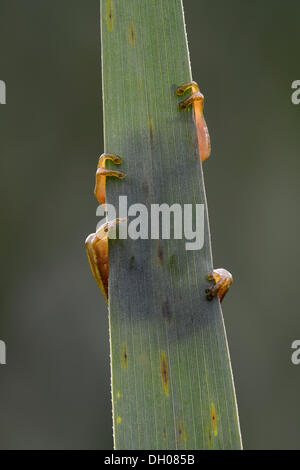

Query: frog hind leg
[85,218,128,303]
[85,232,109,302]
[206,268,233,303]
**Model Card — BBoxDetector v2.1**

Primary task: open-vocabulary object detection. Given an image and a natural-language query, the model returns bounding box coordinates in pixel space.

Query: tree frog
[85,81,232,304]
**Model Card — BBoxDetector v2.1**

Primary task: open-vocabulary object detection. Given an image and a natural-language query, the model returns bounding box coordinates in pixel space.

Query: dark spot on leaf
[129,255,135,270]
[163,428,167,440]
[160,352,169,397]
[122,344,128,370]
[106,0,114,32]
[149,119,154,145]
[130,22,135,47]
[211,403,218,436]
[142,180,149,198]
[162,299,172,321]
[178,422,187,443]
[158,243,164,266]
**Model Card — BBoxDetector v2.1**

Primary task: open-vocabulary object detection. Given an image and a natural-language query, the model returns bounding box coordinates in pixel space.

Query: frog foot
[176,81,204,111]
[206,268,233,303]
[95,218,128,240]
[95,153,126,206]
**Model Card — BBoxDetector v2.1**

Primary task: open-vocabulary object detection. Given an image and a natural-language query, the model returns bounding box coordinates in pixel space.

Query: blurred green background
[0,0,299,449]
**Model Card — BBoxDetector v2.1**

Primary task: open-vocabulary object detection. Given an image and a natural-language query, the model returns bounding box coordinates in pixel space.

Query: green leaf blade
[101,0,242,450]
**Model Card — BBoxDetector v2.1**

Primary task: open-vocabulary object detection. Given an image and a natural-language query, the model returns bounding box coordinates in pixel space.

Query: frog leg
[176,81,211,162]
[95,153,126,206]
[86,232,109,302]
[85,218,127,302]
[176,81,204,110]
[206,268,233,303]
[86,153,126,301]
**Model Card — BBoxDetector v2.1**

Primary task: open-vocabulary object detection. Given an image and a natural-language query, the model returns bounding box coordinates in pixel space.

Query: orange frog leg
[94,153,126,206]
[176,81,211,163]
[85,153,126,302]
[206,269,233,303]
